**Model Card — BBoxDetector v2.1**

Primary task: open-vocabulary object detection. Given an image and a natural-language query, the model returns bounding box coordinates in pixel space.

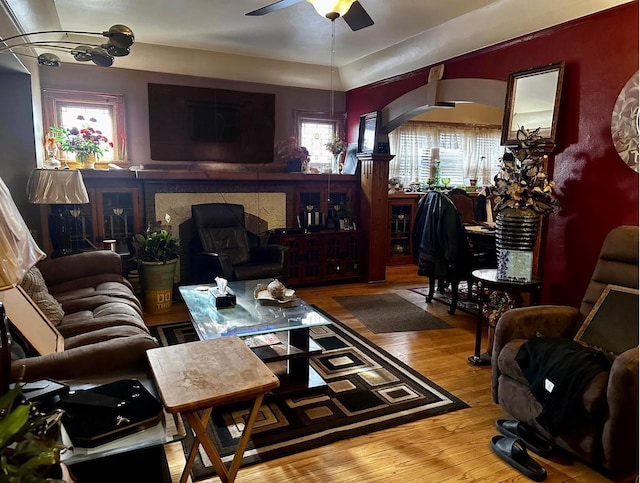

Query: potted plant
[0,384,70,482]
[275,137,309,173]
[131,219,180,314]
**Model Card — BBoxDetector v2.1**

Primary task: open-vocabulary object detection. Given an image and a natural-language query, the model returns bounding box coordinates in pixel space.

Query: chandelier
[0,24,134,67]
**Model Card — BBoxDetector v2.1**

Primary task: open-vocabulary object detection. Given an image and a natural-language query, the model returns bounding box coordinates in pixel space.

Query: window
[389,121,502,188]
[295,110,344,173]
[42,89,128,164]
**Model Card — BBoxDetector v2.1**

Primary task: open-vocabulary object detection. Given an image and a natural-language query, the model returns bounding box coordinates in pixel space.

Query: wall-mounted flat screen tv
[148,83,275,163]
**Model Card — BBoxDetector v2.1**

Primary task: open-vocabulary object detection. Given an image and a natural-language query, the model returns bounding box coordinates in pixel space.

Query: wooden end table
[468,268,542,366]
[147,336,280,483]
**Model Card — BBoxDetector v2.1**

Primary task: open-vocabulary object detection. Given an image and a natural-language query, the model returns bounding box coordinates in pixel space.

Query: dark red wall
[346,2,639,307]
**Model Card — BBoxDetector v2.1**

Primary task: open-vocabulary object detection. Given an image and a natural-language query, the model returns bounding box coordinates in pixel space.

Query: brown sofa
[491,225,638,475]
[10,250,158,382]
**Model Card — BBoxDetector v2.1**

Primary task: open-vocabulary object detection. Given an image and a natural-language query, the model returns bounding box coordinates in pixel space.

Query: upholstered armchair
[187,203,287,283]
[491,225,638,475]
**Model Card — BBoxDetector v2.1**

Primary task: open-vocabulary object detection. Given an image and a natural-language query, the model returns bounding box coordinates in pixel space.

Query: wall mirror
[501,61,565,146]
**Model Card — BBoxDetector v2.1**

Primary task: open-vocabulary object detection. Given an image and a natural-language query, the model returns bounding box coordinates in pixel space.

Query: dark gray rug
[333,293,451,333]
[149,310,467,481]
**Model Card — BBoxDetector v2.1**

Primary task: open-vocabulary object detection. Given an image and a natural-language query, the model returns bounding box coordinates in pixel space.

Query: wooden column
[357,153,395,283]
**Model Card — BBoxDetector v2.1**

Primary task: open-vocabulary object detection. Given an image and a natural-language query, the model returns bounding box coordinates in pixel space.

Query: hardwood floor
[146,265,621,483]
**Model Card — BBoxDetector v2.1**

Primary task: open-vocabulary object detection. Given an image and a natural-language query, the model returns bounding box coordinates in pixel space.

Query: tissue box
[209,287,236,309]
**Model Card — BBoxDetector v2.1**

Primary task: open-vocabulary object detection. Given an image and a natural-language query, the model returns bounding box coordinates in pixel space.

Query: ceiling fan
[246,0,374,31]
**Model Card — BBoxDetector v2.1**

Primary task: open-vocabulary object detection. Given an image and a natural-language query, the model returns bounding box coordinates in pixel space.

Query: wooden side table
[468,268,542,366]
[147,337,280,483]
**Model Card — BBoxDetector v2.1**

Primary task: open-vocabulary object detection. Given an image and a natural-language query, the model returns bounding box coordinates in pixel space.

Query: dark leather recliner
[491,225,639,475]
[187,203,287,283]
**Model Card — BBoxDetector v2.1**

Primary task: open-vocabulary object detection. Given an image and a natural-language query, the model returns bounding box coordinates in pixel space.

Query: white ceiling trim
[340,0,633,90]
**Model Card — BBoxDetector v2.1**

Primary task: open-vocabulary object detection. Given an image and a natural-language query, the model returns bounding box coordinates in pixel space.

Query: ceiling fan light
[72,45,93,62]
[102,43,130,57]
[90,46,114,67]
[37,53,61,67]
[102,24,135,49]
[307,0,355,20]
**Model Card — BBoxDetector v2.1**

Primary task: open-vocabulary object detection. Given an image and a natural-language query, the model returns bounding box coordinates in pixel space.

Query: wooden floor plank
[145,265,627,483]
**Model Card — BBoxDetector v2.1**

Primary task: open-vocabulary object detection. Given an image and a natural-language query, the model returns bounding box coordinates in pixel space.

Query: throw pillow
[19,266,64,326]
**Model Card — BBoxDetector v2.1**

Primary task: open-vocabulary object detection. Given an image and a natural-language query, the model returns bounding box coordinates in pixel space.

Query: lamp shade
[26,169,89,205]
[307,0,355,19]
[0,177,46,290]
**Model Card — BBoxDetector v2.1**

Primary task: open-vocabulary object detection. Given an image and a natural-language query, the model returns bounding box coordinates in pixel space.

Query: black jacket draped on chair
[412,191,474,314]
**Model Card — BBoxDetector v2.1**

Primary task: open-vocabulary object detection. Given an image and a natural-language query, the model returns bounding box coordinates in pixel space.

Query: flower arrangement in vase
[493,126,556,215]
[492,126,557,282]
[325,135,348,173]
[50,115,113,169]
[275,137,309,173]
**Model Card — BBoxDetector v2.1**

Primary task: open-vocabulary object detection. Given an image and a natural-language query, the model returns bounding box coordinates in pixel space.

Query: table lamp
[0,177,46,393]
[26,169,89,257]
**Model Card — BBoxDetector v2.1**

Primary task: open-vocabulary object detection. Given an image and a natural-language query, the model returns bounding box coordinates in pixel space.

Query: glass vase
[331,153,342,174]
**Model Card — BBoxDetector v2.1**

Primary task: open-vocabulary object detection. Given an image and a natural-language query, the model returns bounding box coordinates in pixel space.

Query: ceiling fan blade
[342,1,374,31]
[246,0,303,16]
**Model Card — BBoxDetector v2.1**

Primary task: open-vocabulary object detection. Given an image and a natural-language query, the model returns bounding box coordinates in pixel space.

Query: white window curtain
[388,122,502,187]
[388,122,437,183]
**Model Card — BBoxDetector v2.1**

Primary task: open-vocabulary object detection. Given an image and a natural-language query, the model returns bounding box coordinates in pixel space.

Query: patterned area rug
[150,309,468,481]
[333,293,451,333]
[409,282,479,316]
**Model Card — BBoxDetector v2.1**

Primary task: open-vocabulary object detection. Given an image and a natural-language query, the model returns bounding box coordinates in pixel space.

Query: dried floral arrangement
[325,136,348,156]
[493,127,557,215]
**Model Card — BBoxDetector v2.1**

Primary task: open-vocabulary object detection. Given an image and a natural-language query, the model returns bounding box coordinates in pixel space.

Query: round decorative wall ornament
[611,70,639,172]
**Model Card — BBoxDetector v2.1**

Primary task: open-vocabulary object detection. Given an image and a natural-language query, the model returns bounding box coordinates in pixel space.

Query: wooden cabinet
[294,182,357,230]
[387,194,420,265]
[269,230,363,286]
[41,178,144,257]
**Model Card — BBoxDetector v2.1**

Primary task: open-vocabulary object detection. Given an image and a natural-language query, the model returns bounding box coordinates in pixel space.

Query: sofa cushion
[63,325,154,349]
[55,282,142,312]
[20,266,64,326]
[57,305,149,338]
[57,292,143,319]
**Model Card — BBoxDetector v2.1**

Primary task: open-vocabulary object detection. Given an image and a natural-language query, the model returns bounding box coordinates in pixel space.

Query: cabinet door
[272,234,323,285]
[324,231,362,280]
[388,198,417,265]
[93,187,143,255]
[297,191,323,229]
[294,184,356,230]
[64,202,95,253]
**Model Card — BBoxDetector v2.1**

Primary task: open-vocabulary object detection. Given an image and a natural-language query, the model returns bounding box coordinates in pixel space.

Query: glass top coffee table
[179,279,333,392]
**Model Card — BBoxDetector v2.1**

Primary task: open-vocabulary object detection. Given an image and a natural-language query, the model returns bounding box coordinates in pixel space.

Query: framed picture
[574,284,639,355]
[0,286,64,356]
[357,111,380,154]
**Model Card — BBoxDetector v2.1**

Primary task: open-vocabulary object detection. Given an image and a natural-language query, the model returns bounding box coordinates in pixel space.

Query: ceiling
[2,0,633,90]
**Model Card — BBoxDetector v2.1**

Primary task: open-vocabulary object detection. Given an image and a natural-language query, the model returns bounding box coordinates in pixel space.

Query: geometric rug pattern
[150,308,468,481]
